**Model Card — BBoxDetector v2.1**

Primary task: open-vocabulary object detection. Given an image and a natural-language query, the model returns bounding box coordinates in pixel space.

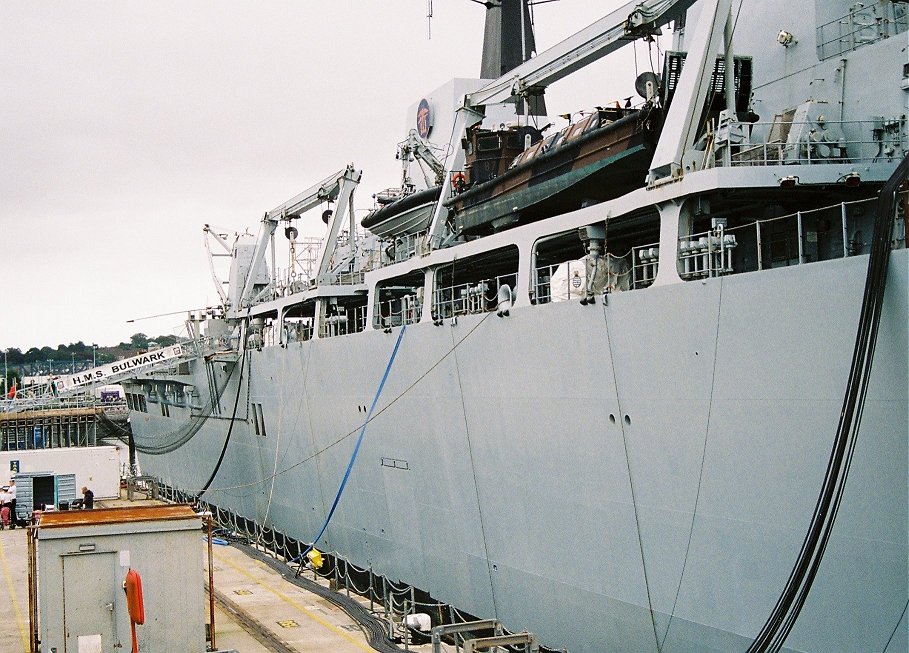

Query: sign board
[54,345,185,392]
[10,460,19,473]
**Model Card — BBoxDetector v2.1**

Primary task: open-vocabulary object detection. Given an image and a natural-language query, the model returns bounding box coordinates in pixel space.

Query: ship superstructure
[123,1,908,650]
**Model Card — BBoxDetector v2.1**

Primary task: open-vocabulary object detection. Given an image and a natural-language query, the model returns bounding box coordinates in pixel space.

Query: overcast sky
[0,0,657,352]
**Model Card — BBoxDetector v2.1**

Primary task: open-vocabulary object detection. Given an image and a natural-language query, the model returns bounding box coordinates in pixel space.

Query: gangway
[50,343,196,397]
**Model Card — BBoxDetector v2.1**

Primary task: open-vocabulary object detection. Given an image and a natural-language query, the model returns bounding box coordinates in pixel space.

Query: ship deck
[0,492,438,653]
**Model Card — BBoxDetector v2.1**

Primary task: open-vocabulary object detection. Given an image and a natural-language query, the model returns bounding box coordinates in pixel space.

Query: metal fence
[817,3,909,60]
[623,195,901,288]
[374,294,423,329]
[726,118,905,168]
[432,273,518,320]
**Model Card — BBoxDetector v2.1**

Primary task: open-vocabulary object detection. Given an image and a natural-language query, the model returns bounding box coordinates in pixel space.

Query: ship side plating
[124,1,908,651]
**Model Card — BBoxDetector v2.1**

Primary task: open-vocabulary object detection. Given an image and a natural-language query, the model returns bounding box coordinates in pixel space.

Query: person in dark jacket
[81,486,94,509]
[8,480,16,527]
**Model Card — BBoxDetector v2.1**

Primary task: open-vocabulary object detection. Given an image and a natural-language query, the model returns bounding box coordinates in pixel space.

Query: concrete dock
[0,496,439,653]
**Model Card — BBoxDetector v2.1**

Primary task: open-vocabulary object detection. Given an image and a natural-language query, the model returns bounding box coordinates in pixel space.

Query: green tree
[4,348,23,364]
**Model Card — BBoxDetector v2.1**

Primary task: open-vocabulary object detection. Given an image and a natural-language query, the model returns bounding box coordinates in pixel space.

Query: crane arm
[400,130,446,186]
[239,166,359,309]
[466,0,699,108]
[266,167,352,221]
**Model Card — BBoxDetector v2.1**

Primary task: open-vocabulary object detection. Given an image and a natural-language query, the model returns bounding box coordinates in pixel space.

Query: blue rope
[293,325,407,567]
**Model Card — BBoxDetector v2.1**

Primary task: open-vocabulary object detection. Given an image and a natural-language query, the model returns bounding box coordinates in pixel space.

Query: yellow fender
[306,548,324,569]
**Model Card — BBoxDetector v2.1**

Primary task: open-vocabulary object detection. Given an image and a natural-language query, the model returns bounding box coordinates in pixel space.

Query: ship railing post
[756,220,763,270]
[384,577,394,640]
[403,599,410,650]
[708,228,715,277]
[841,202,849,257]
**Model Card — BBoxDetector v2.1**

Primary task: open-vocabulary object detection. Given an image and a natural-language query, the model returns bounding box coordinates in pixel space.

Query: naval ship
[113,1,908,650]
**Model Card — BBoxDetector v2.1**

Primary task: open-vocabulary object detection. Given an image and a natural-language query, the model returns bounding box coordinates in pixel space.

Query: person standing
[81,486,94,509]
[0,486,9,529]
[8,480,16,528]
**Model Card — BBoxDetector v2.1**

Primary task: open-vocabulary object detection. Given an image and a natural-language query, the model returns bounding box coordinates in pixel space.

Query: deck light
[779,175,799,188]
[777,30,795,47]
[842,172,861,187]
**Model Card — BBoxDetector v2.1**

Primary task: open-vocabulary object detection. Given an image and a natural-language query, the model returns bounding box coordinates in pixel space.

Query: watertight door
[62,551,118,653]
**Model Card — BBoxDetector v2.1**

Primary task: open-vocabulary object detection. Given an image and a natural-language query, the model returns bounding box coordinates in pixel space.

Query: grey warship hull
[121,0,909,649]
[131,248,907,652]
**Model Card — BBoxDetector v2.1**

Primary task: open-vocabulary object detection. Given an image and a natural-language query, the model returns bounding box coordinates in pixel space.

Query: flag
[7,384,15,399]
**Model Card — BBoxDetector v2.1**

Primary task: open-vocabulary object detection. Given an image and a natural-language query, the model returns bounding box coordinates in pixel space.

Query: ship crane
[398,129,447,189]
[465,0,701,108]
[428,0,732,243]
[227,165,362,315]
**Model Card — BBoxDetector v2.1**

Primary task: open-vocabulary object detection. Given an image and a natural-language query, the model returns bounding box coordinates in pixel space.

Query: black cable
[748,155,909,651]
[131,352,244,456]
[883,599,909,652]
[198,340,248,498]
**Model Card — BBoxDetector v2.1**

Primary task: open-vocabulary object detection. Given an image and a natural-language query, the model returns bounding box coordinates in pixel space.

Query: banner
[54,345,185,392]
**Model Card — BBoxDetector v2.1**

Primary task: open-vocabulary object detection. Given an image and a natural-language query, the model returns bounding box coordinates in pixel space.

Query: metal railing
[380,230,432,267]
[724,118,906,168]
[632,243,660,289]
[319,306,369,338]
[624,195,901,288]
[432,273,518,319]
[723,199,867,270]
[817,3,909,60]
[274,270,315,297]
[678,227,737,280]
[374,294,422,329]
[283,320,314,344]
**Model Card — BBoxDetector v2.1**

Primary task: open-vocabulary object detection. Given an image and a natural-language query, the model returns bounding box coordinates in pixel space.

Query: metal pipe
[207,513,216,650]
[27,525,37,653]
[723,7,736,121]
[797,211,804,263]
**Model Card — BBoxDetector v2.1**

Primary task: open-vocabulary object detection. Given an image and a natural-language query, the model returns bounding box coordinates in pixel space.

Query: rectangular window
[251,403,267,436]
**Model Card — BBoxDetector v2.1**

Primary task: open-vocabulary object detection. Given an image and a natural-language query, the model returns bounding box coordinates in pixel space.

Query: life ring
[451,172,467,193]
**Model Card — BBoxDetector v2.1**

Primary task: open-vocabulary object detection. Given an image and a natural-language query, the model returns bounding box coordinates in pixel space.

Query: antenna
[427,0,433,39]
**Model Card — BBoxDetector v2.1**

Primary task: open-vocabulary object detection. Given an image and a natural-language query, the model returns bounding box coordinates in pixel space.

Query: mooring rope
[291,325,407,572]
